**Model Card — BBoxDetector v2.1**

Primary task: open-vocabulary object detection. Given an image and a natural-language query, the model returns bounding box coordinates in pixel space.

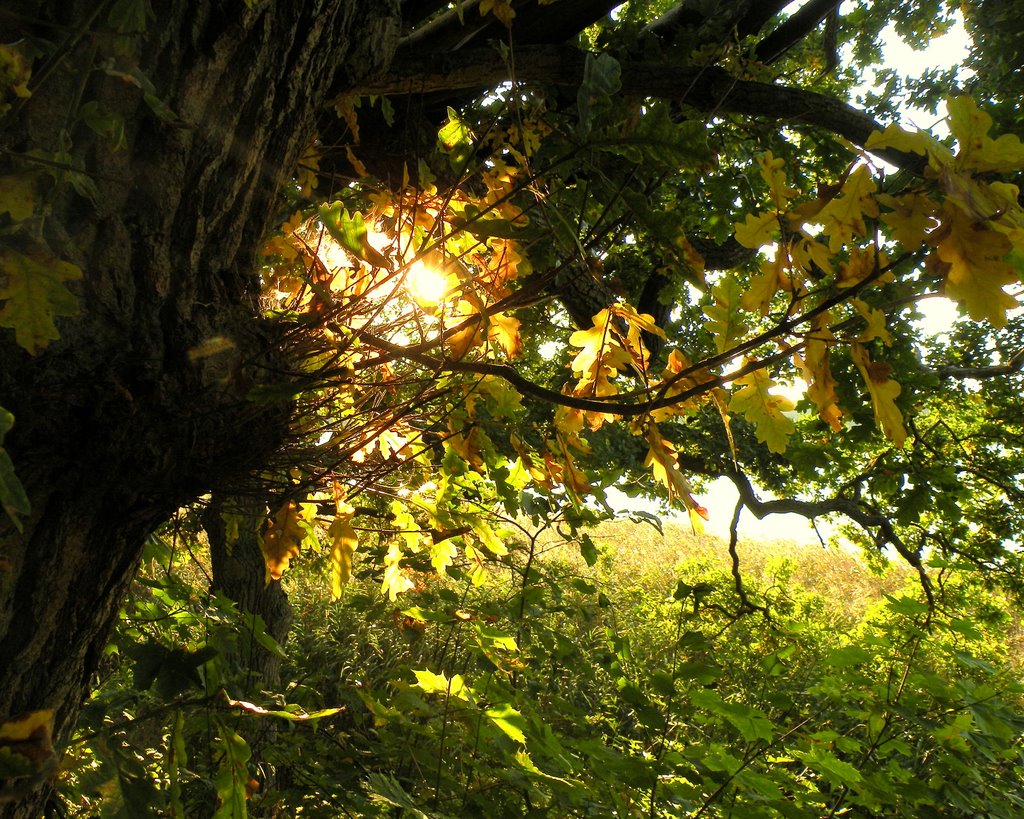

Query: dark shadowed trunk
[0,1,398,815]
[203,494,293,691]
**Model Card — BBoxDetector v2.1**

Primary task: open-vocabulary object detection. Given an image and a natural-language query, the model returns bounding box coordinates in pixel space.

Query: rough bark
[203,495,292,692]
[0,1,399,815]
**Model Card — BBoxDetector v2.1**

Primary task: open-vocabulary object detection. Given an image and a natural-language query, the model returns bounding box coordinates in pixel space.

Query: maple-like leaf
[934,203,1018,326]
[729,367,796,454]
[261,500,307,580]
[0,250,82,355]
[487,312,522,358]
[850,343,907,448]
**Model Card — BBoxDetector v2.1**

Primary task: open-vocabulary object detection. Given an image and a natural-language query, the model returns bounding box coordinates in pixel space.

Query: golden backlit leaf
[850,343,907,448]
[261,500,306,581]
[798,313,843,432]
[877,192,937,248]
[934,203,1018,326]
[734,211,778,249]
[816,165,878,252]
[328,515,358,600]
[487,312,522,358]
[947,95,1024,173]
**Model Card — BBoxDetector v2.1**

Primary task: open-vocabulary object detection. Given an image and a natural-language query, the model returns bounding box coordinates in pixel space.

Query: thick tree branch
[343,46,926,174]
[725,468,934,605]
[926,348,1024,380]
[754,0,840,64]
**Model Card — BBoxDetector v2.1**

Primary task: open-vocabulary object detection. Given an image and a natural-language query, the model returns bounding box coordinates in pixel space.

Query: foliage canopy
[2,0,1024,815]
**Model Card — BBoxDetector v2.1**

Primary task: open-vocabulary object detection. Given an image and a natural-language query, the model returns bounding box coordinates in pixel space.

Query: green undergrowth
[62,517,1024,818]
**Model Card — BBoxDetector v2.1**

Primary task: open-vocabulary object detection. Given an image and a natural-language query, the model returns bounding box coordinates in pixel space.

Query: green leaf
[485,702,527,743]
[793,747,863,788]
[690,690,775,743]
[212,723,251,819]
[0,249,82,354]
[577,52,621,138]
[318,202,391,268]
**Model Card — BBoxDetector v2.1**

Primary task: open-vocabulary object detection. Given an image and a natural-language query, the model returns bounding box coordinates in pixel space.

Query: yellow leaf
[729,367,795,454]
[851,298,892,346]
[866,123,944,159]
[328,515,358,600]
[261,500,306,580]
[798,313,843,432]
[568,308,632,397]
[487,312,522,358]
[934,203,1018,326]
[0,250,82,355]
[850,343,906,447]
[0,174,37,222]
[382,540,415,601]
[835,246,883,290]
[788,235,833,278]
[947,95,1024,173]
[877,192,937,248]
[705,275,749,352]
[816,165,878,252]
[734,211,778,249]
[479,0,516,25]
[758,151,799,208]
[741,257,782,316]
[643,424,704,512]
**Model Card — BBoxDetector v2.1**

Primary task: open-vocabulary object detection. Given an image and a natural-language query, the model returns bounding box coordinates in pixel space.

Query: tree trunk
[0,2,399,815]
[204,495,293,692]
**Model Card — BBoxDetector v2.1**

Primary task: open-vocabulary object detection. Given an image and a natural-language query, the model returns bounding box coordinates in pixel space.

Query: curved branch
[926,348,1024,380]
[725,468,934,605]
[343,46,926,174]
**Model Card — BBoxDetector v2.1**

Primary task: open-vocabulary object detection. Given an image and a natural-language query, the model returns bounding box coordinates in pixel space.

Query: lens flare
[405,260,449,311]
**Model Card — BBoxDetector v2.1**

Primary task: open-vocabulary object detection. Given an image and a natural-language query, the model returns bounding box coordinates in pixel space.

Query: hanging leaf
[933,202,1018,326]
[261,500,306,580]
[212,723,252,819]
[328,513,358,600]
[850,343,907,447]
[0,250,82,355]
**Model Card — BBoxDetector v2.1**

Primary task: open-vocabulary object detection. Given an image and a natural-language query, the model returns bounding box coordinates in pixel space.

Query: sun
[405,260,449,311]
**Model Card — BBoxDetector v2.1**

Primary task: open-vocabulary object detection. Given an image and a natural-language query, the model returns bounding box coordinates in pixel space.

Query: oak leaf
[729,367,795,454]
[850,343,907,447]
[934,203,1018,326]
[0,250,82,354]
